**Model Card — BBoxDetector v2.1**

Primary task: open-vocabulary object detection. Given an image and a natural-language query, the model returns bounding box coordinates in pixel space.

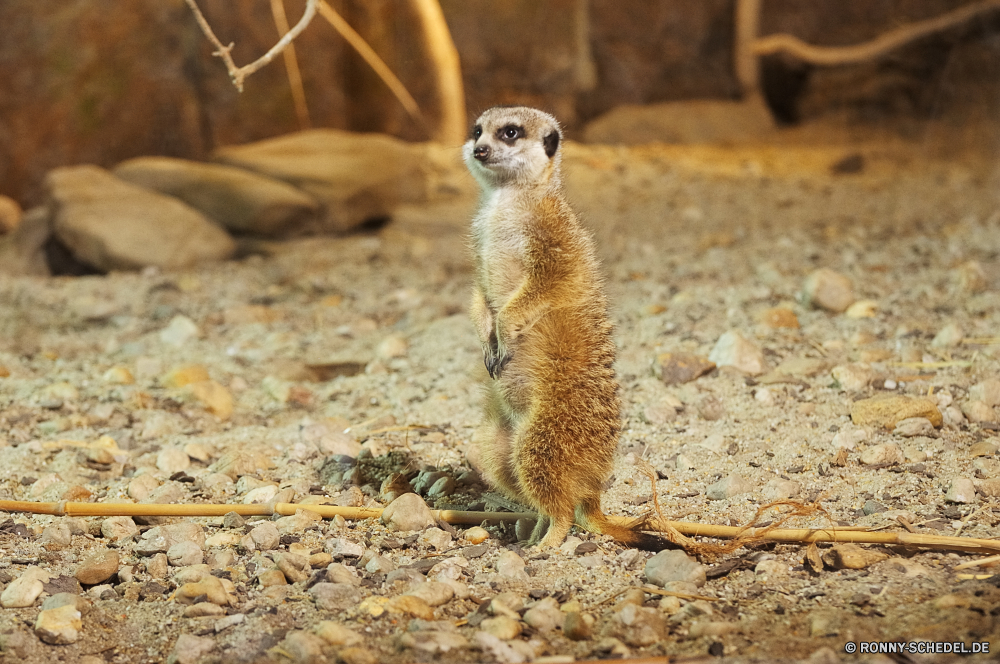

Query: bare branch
[754,0,1000,66]
[316,0,424,123]
[270,0,312,128]
[408,0,466,144]
[184,0,319,92]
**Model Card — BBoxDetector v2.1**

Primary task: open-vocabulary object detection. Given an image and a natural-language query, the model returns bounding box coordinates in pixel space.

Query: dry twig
[270,0,312,129]
[184,0,318,92]
[3,498,999,555]
[753,0,1000,66]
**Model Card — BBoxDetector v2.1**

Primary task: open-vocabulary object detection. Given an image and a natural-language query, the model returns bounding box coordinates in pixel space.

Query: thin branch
[316,0,424,123]
[184,0,319,92]
[270,0,312,129]
[407,0,466,143]
[3,499,999,555]
[753,0,1000,66]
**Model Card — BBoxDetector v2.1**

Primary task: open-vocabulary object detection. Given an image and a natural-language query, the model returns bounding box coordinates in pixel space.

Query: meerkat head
[463,106,562,190]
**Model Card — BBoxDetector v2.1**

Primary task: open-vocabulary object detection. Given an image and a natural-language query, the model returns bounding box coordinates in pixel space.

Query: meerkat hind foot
[536,514,574,549]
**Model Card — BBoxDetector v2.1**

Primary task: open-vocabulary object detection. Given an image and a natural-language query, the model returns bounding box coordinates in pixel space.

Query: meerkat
[464,106,670,550]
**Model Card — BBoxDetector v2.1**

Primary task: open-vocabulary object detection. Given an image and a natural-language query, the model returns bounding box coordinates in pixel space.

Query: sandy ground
[0,126,999,663]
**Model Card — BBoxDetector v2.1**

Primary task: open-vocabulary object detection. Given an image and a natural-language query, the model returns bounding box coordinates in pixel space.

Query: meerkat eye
[471,125,482,140]
[497,125,525,144]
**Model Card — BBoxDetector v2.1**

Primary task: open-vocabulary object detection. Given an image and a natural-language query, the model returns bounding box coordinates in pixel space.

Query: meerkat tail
[578,498,680,552]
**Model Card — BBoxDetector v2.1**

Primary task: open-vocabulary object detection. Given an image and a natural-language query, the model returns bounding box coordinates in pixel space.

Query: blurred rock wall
[0,0,994,206]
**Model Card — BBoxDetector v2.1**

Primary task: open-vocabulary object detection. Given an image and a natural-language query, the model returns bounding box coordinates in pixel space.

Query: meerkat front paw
[484,346,511,379]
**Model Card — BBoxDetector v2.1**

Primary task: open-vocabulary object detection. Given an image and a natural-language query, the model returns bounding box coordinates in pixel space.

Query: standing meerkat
[464,105,669,549]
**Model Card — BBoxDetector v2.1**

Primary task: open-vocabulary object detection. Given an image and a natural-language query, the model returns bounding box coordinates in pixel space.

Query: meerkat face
[463,106,562,189]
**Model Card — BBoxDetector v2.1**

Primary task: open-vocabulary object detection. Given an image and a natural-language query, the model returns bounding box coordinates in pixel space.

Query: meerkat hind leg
[537,513,574,549]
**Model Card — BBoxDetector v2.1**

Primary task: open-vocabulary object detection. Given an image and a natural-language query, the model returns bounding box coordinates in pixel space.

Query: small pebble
[831,364,874,391]
[946,478,977,504]
[167,541,204,567]
[645,550,706,588]
[76,550,120,585]
[480,615,522,640]
[859,442,905,466]
[248,522,280,551]
[146,553,169,579]
[564,611,594,640]
[708,330,765,375]
[851,395,942,429]
[399,630,469,653]
[34,604,82,645]
[159,315,200,347]
[381,493,436,532]
[406,581,454,607]
[1,566,50,608]
[256,569,287,587]
[705,473,752,500]
[495,550,530,583]
[41,522,73,547]
[101,516,139,542]
[970,379,1000,407]
[893,417,936,438]
[184,602,225,618]
[310,583,363,611]
[313,621,363,647]
[418,526,453,551]
[931,322,963,348]
[338,646,378,664]
[170,633,215,664]
[802,268,854,312]
[387,594,435,620]
[962,400,998,424]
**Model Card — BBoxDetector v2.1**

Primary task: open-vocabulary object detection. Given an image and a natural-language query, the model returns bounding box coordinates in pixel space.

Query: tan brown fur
[463,106,650,548]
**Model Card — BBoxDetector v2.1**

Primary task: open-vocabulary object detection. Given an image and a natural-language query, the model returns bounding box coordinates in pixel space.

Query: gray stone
[214,130,455,233]
[418,527,453,551]
[41,522,73,547]
[364,554,396,575]
[46,165,235,272]
[705,473,753,500]
[248,521,281,551]
[382,492,436,532]
[309,582,363,611]
[893,417,937,438]
[645,550,706,588]
[114,156,319,236]
[522,598,562,633]
[962,400,998,424]
[167,541,204,567]
[609,603,668,647]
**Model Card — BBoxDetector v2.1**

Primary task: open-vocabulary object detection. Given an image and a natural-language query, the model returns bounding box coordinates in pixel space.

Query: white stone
[708,330,765,375]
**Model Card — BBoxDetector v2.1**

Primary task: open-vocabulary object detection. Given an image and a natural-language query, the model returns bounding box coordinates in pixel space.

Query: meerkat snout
[473,144,491,162]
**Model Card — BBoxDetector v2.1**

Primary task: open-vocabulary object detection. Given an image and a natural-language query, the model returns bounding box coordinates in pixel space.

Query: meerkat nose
[473,145,491,162]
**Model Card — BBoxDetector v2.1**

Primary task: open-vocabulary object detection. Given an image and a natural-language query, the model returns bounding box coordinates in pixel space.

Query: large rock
[0,206,51,276]
[213,130,462,233]
[583,97,775,145]
[46,165,235,272]
[113,156,320,236]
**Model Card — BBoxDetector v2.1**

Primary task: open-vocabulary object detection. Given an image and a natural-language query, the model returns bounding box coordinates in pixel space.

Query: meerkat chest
[473,195,532,301]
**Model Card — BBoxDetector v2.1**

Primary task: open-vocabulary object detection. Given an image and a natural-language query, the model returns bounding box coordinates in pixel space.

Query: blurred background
[1,0,999,208]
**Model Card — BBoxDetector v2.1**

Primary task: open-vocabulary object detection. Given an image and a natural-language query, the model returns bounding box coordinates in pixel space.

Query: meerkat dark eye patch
[543,130,560,158]
[470,124,483,140]
[497,125,525,144]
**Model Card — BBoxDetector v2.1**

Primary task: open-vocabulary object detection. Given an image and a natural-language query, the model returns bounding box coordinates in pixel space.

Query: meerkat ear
[543,130,560,158]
